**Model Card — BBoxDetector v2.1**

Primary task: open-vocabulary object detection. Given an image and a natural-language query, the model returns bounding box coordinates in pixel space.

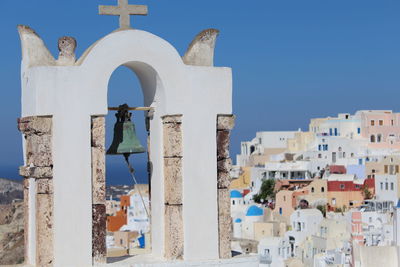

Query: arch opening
[104,63,162,260]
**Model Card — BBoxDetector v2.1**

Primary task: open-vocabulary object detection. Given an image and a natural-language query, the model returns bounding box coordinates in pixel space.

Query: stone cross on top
[99,0,148,29]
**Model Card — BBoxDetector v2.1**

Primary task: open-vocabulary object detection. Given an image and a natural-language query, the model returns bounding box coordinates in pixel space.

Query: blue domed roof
[230,190,242,198]
[235,218,242,223]
[246,205,264,216]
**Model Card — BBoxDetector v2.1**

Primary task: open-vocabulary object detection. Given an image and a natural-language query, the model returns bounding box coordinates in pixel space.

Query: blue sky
[1,1,400,184]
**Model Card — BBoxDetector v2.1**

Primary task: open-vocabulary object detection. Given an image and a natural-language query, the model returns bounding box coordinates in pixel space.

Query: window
[355,185,360,189]
[232,200,235,205]
[357,128,361,134]
[311,187,314,193]
[351,153,354,157]
[384,165,389,174]
[377,134,382,143]
[318,145,321,151]
[371,120,375,126]
[340,184,345,190]
[386,182,389,190]
[391,182,394,191]
[334,128,338,136]
[379,120,383,126]
[318,153,322,159]
[332,198,336,205]
[321,187,325,192]
[370,135,375,143]
[380,182,383,190]
[343,152,346,158]
[284,196,286,201]
[396,165,399,174]
[329,128,333,136]
[391,120,394,126]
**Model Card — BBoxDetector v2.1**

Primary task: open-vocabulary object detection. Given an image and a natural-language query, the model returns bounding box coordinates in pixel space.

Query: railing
[259,254,272,264]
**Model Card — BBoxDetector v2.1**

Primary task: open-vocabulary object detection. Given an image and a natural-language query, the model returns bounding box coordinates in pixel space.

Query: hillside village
[103,109,400,266]
[230,110,400,266]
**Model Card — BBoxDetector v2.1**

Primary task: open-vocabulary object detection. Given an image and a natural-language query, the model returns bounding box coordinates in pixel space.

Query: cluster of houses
[105,184,150,257]
[231,110,400,266]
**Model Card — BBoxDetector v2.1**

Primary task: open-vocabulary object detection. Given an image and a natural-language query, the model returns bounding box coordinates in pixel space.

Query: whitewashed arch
[20,26,236,266]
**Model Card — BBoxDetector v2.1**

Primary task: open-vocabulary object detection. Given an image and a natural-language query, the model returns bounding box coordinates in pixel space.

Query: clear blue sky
[1,1,400,184]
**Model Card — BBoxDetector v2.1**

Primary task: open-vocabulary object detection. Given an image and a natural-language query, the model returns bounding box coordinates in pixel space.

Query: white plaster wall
[375,175,398,203]
[27,178,36,265]
[256,131,296,149]
[21,29,232,265]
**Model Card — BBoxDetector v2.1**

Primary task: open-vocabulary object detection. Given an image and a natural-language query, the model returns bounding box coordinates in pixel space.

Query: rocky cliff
[0,178,23,205]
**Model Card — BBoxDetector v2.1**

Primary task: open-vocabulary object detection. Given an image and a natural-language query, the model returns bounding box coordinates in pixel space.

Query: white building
[120,190,150,234]
[310,113,362,140]
[263,161,311,180]
[285,209,324,257]
[375,175,398,204]
[237,131,298,167]
[258,237,290,267]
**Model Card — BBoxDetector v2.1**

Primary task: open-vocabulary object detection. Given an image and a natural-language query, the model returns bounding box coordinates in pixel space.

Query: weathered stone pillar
[18,116,54,266]
[217,115,235,259]
[91,116,106,264]
[162,115,184,260]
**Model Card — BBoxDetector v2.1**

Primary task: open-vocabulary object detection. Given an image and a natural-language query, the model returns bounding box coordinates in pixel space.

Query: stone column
[18,116,54,266]
[217,115,235,259]
[162,115,184,260]
[91,116,106,264]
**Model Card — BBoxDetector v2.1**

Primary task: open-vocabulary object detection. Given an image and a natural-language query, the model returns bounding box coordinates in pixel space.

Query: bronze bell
[107,104,146,155]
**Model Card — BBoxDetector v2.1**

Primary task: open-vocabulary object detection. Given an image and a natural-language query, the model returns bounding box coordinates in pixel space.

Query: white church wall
[20,28,234,265]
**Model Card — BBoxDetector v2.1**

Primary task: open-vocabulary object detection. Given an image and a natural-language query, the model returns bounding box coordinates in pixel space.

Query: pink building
[360,110,400,149]
[351,211,364,245]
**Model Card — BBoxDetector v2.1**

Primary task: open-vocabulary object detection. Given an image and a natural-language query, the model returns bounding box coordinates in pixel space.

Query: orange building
[274,187,308,217]
[327,176,375,211]
[107,195,130,232]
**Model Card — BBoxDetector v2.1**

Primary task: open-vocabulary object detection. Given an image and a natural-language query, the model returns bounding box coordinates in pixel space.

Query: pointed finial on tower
[99,0,148,29]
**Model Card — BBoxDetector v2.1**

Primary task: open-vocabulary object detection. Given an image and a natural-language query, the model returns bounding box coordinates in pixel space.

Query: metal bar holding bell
[108,107,153,111]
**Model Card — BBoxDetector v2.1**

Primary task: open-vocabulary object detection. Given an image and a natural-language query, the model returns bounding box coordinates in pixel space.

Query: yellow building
[287,132,315,153]
[230,167,251,189]
[297,179,327,207]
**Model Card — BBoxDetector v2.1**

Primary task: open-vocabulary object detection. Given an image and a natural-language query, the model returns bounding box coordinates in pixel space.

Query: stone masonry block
[92,147,106,205]
[18,116,52,135]
[218,189,231,217]
[19,166,52,178]
[91,116,105,148]
[92,204,106,264]
[163,122,182,158]
[217,170,231,189]
[164,158,183,205]
[161,115,182,124]
[218,214,232,259]
[164,204,184,260]
[217,130,230,160]
[217,158,232,173]
[36,178,53,194]
[26,134,52,167]
[36,192,53,266]
[217,115,235,131]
